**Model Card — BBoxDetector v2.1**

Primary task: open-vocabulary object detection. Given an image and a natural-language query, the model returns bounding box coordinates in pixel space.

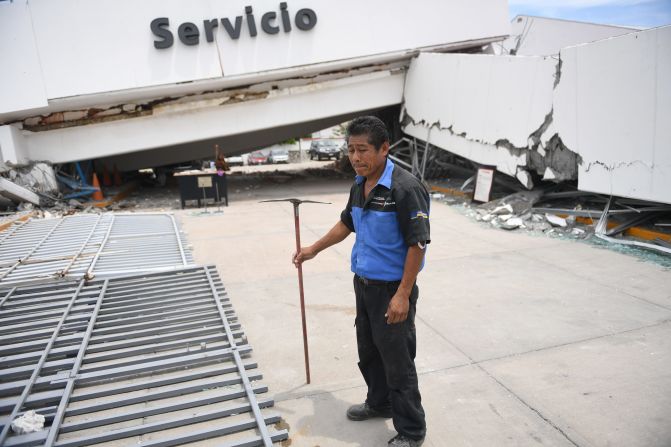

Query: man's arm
[293,220,351,266]
[385,244,426,324]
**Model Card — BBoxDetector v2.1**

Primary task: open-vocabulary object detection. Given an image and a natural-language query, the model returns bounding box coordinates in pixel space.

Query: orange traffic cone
[102,164,112,187]
[113,165,122,187]
[92,173,104,201]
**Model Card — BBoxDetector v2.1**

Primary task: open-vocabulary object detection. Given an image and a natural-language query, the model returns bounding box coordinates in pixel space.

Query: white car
[268,148,290,164]
[224,155,244,166]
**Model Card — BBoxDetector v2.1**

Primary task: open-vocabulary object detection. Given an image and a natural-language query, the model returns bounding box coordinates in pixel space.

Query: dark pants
[353,275,426,441]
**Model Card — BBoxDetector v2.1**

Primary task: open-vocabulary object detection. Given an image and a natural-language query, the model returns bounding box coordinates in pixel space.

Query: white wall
[554,26,671,204]
[501,15,635,56]
[0,0,509,116]
[403,52,556,148]
[402,51,556,186]
[0,1,48,114]
[0,125,29,166]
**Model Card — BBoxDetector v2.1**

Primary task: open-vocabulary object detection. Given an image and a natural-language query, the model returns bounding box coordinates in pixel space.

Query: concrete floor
[177,176,671,447]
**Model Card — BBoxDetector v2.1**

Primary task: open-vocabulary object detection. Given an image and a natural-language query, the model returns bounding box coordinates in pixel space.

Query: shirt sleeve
[340,185,355,232]
[395,182,431,246]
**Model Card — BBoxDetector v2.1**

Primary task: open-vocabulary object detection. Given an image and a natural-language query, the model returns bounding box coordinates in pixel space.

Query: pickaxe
[260,198,330,384]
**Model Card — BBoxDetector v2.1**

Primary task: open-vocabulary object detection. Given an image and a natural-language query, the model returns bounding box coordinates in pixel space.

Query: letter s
[151,17,173,49]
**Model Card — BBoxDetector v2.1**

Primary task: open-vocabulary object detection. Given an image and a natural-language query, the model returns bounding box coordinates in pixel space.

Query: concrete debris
[491,204,514,215]
[479,190,544,216]
[17,202,34,211]
[0,177,41,205]
[546,213,567,227]
[10,163,58,194]
[500,217,525,230]
[515,169,534,189]
[433,181,670,258]
[527,221,552,232]
[11,410,45,435]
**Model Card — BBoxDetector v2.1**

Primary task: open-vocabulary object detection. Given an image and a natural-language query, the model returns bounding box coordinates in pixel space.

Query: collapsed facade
[0,0,669,205]
[403,20,670,204]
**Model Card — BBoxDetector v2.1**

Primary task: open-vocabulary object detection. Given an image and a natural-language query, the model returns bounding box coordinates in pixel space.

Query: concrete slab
[519,241,671,310]
[177,176,671,447]
[483,322,671,447]
[274,365,577,447]
[418,252,671,362]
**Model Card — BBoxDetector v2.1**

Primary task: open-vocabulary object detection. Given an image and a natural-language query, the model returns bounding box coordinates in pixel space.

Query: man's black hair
[346,116,389,150]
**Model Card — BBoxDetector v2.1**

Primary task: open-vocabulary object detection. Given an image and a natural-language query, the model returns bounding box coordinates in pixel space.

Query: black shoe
[388,434,425,446]
[346,402,392,421]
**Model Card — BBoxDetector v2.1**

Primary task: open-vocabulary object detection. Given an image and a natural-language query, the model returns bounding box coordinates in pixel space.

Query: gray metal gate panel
[0,214,193,287]
[0,266,287,446]
[87,214,193,278]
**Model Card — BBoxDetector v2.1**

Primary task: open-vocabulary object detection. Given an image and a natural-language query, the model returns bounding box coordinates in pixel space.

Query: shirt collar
[355,158,395,188]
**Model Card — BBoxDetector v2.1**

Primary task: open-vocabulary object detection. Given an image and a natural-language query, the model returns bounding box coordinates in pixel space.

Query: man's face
[347,134,389,178]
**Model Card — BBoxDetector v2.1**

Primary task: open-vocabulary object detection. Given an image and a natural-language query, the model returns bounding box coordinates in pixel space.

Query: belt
[355,274,400,286]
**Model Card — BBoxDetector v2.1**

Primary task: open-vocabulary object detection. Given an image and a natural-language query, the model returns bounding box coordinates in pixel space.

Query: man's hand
[291,221,351,267]
[385,290,410,324]
[293,246,317,267]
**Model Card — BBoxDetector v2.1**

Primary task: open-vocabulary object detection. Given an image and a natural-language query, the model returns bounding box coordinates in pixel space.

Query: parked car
[224,155,244,167]
[268,148,290,164]
[309,140,341,160]
[248,151,268,165]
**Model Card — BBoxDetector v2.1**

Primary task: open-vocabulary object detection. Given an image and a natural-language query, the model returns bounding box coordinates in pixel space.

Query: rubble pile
[448,190,591,239]
[432,187,671,255]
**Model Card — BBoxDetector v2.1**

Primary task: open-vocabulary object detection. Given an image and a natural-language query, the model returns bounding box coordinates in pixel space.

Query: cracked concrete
[553,26,671,203]
[583,160,655,173]
[401,27,670,205]
[401,52,582,189]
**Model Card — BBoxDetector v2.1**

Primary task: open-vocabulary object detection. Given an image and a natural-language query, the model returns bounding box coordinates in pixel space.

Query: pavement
[177,176,671,447]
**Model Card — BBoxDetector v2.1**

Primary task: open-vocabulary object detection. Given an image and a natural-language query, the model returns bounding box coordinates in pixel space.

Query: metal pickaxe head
[260,198,331,206]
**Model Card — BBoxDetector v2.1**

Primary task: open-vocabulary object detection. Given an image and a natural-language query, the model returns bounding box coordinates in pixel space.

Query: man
[293,116,429,446]
[214,144,229,174]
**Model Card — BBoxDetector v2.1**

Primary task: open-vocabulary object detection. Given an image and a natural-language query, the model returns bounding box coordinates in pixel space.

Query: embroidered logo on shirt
[370,196,396,208]
[411,210,429,220]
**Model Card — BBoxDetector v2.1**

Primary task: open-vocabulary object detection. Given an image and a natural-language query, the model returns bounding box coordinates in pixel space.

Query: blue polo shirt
[340,159,431,281]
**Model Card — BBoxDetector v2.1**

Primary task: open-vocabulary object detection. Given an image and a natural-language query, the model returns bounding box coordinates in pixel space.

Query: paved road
[178,177,671,447]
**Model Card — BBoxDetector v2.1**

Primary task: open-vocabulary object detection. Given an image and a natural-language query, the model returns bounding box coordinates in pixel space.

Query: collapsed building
[0,2,669,444]
[402,18,670,205]
[0,1,669,206]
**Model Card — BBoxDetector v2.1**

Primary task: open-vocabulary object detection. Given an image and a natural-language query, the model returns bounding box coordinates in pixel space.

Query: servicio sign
[151,2,317,49]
